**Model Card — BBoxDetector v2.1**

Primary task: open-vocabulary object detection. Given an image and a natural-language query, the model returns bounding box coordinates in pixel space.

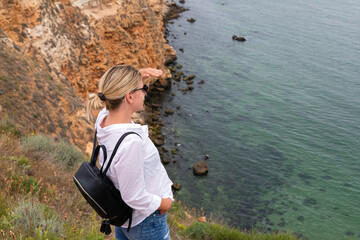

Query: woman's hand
[158,198,172,215]
[139,68,163,79]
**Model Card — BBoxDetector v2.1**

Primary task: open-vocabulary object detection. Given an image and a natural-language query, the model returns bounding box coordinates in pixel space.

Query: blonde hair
[87,65,142,122]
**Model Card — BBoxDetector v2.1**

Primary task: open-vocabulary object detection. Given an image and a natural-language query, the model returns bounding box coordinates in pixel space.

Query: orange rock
[85,142,93,157]
[0,0,177,151]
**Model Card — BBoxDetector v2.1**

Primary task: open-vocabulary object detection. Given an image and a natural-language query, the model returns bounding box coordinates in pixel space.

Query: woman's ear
[125,92,133,104]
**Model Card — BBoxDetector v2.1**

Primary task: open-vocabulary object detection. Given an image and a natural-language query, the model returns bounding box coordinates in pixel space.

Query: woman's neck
[101,107,132,127]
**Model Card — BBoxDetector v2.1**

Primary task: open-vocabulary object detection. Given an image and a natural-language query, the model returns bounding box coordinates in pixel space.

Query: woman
[87,65,173,240]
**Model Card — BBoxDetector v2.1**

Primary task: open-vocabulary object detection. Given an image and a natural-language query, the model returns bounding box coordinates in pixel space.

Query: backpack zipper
[74,176,108,215]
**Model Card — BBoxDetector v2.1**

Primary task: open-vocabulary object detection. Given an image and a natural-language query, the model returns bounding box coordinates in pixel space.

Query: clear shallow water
[160,0,360,239]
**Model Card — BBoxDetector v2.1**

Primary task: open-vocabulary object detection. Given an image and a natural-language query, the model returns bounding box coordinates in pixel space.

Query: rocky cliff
[0,0,177,150]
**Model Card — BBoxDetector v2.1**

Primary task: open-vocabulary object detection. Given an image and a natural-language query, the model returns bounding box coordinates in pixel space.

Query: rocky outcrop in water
[232,35,246,41]
[193,160,208,175]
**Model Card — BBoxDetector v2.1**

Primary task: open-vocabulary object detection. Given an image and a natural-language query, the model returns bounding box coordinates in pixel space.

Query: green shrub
[0,155,31,172]
[16,155,31,168]
[22,134,85,170]
[184,222,242,240]
[0,193,8,217]
[53,140,85,169]
[22,134,53,153]
[183,222,303,240]
[10,174,42,195]
[62,213,105,240]
[13,199,64,238]
[0,118,21,138]
[0,213,16,232]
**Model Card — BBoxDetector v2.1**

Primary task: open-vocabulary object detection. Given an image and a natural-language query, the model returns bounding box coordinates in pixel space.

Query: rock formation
[0,0,177,150]
[193,160,208,176]
[232,35,246,42]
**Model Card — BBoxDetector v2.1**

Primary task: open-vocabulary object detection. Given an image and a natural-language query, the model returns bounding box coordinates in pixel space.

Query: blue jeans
[115,211,170,240]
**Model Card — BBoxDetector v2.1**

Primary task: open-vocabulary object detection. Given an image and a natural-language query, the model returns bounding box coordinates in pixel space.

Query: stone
[179,48,184,52]
[204,154,210,160]
[199,80,205,84]
[176,106,181,110]
[179,0,185,3]
[161,155,171,164]
[237,37,246,41]
[186,80,193,85]
[177,64,183,69]
[154,138,164,146]
[188,86,194,90]
[168,66,176,72]
[164,0,187,21]
[187,18,196,23]
[188,75,195,80]
[162,147,168,153]
[172,183,181,190]
[174,73,181,81]
[193,160,208,176]
[232,35,246,42]
[151,114,159,121]
[181,87,189,92]
[165,109,174,114]
[171,148,177,154]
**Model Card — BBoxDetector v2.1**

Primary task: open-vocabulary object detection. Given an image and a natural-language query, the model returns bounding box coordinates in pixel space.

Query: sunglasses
[132,84,149,93]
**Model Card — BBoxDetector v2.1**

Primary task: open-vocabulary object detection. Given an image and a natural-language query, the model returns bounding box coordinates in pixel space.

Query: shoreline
[144,0,212,215]
[144,1,207,171]
[143,1,187,152]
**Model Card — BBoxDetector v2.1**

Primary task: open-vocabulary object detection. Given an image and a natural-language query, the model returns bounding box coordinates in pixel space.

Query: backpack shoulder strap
[90,130,98,165]
[102,132,141,175]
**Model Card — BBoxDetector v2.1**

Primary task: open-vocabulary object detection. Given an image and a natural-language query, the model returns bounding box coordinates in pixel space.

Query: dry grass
[0,131,104,239]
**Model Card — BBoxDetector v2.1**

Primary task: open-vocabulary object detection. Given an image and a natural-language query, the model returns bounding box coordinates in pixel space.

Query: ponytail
[87,93,105,122]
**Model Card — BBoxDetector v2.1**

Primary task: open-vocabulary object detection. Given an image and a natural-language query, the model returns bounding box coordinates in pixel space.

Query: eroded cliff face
[0,0,176,150]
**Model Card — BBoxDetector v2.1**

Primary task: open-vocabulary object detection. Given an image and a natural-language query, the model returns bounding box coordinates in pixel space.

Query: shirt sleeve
[112,136,162,216]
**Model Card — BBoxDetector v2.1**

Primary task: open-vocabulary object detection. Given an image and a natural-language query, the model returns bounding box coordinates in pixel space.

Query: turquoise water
[160,0,360,239]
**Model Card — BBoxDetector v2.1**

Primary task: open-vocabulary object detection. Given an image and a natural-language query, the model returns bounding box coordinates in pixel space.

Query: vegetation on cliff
[0,119,304,239]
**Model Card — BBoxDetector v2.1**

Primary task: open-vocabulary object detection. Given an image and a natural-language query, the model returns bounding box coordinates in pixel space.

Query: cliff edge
[0,0,177,150]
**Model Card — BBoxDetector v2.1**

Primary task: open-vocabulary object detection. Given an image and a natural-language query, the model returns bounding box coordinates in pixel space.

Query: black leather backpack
[73,131,140,235]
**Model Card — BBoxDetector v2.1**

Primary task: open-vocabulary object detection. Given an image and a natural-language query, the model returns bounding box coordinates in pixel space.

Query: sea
[159,0,360,239]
